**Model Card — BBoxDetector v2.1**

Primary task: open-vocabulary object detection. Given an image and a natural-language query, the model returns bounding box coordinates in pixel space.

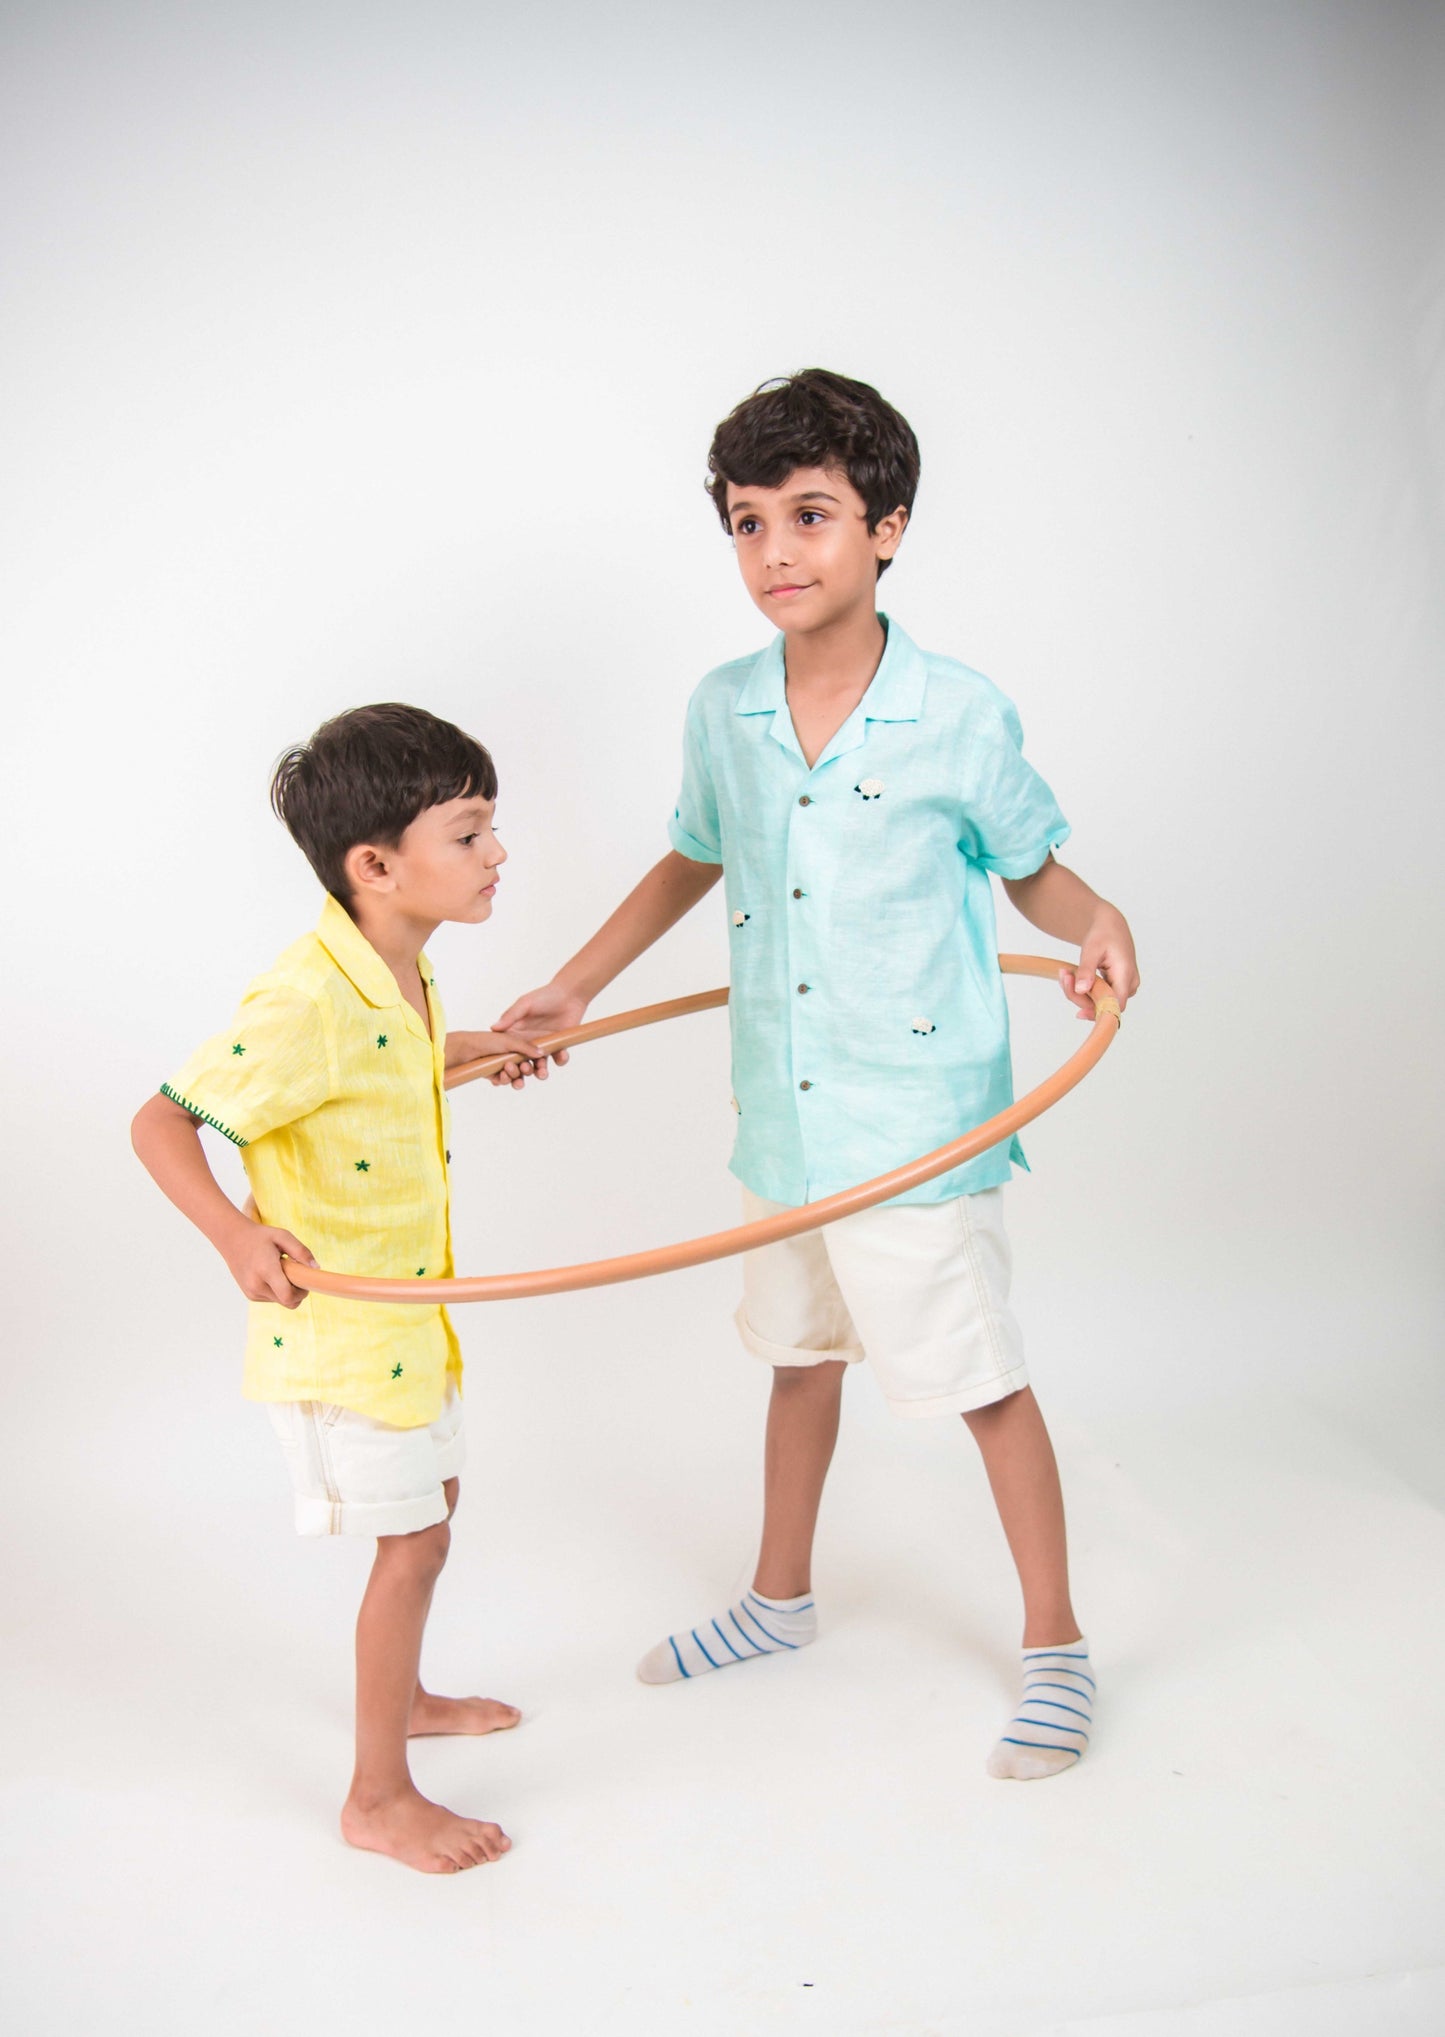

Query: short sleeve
[162,982,331,1146]
[667,689,723,865]
[957,700,1071,879]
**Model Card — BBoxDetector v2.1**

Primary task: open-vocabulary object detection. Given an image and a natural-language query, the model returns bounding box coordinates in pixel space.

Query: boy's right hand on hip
[223,1225,316,1308]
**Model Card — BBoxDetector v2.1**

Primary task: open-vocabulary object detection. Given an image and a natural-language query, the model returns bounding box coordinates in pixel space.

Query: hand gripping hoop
[283,955,1120,1305]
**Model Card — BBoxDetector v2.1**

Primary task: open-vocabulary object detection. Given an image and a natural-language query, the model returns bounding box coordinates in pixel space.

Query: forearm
[131,1094,250,1254]
[1000,856,1118,947]
[557,850,722,1001]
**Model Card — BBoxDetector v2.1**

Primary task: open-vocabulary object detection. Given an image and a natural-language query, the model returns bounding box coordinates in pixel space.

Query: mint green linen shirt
[668,616,1071,1207]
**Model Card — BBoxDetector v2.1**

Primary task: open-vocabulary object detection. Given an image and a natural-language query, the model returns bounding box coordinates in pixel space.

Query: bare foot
[408,1690,522,1737]
[341,1784,511,1873]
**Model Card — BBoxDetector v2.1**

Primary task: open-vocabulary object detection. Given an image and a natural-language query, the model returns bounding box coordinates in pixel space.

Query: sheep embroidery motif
[911,1017,936,1036]
[855,777,884,800]
[732,911,750,928]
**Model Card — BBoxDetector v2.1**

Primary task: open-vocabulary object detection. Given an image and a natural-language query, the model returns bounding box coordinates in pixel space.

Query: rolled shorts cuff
[733,1302,864,1368]
[268,1384,466,1539]
[886,1358,1030,1421]
[293,1487,451,1539]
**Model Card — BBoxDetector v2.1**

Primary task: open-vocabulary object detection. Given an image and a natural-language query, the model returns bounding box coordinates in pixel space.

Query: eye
[458,832,478,846]
[735,517,760,536]
[798,510,825,526]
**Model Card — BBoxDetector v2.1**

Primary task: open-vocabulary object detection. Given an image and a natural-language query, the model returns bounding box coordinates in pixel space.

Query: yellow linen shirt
[163,894,461,1426]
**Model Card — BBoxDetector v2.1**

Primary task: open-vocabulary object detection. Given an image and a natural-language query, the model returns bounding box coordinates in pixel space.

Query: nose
[490,835,508,866]
[763,525,796,572]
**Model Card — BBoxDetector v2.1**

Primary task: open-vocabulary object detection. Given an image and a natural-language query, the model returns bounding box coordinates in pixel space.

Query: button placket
[786,781,823,1145]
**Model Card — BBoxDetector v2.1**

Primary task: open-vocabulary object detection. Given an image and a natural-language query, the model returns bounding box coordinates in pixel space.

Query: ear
[873,504,909,562]
[343,840,396,898]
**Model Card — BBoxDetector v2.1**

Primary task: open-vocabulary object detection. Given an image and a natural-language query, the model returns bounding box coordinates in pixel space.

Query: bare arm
[131,1091,315,1305]
[496,850,723,1037]
[1001,855,1140,1017]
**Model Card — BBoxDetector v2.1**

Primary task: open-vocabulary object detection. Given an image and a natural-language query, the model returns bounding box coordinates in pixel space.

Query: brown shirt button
[797,983,810,994]
[792,887,804,899]
[799,1079,813,1091]
[798,795,812,807]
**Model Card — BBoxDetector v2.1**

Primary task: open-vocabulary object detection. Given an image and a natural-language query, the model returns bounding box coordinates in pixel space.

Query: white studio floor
[4,1274,1444,2037]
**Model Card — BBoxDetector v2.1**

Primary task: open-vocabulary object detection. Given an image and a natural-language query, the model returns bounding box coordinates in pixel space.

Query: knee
[961,1384,1030,1432]
[383,1518,450,1579]
[773,1359,847,1393]
[417,1520,451,1575]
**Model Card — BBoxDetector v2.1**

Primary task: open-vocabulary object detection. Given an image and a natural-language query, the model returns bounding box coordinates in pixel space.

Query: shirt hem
[243,1376,452,1428]
[728,1151,1017,1208]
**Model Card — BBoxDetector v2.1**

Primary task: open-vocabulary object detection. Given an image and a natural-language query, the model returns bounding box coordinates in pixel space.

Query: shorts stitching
[819,1231,858,1352]
[307,1402,344,1536]
[955,1195,1008,1381]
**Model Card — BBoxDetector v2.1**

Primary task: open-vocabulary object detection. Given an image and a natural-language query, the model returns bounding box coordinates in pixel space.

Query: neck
[346,896,437,1002]
[782,595,885,693]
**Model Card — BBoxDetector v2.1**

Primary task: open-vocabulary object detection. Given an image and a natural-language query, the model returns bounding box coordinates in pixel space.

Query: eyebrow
[730,490,842,514]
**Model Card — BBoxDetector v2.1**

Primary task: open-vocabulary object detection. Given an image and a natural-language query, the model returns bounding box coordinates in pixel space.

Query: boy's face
[346,794,506,925]
[725,467,907,634]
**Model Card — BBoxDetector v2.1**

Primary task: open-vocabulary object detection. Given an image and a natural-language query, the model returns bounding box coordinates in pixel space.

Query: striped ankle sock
[987,1636,1095,1779]
[636,1588,817,1684]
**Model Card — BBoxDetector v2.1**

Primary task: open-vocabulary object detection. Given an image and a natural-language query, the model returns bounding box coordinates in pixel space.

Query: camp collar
[733,613,929,724]
[315,892,433,1023]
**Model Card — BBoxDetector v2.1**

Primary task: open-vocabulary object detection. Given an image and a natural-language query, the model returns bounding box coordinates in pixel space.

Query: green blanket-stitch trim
[160,1083,248,1147]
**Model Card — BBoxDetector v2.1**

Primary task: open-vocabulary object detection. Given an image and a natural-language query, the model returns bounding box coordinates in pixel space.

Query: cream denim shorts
[265,1381,465,1537]
[736,1187,1028,1419]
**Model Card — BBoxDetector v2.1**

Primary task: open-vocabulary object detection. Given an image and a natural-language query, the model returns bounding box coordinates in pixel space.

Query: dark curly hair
[270,702,497,906]
[706,368,920,577]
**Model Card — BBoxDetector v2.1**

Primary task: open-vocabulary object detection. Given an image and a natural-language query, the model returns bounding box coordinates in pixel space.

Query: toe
[636,1641,681,1685]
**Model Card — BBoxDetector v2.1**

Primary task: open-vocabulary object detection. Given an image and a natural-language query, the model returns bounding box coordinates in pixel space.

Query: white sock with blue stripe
[636,1587,817,1684]
[987,1635,1095,1779]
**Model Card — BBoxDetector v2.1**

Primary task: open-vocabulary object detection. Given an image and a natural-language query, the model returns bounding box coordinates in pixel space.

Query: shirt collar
[315,893,409,1011]
[733,613,928,724]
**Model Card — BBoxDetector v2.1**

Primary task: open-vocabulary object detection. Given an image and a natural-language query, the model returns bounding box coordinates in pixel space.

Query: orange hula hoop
[282,955,1120,1305]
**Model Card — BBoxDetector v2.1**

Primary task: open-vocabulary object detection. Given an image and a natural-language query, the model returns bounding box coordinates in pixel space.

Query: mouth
[480,882,498,898]
[764,582,814,600]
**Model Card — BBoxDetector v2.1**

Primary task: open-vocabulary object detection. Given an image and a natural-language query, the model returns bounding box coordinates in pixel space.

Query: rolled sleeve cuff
[975,820,1072,880]
[667,813,724,865]
[158,1081,250,1147]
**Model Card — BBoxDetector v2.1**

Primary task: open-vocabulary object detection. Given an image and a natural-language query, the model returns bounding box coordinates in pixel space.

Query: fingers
[1111,956,1140,1014]
[274,1231,316,1267]
[1058,966,1095,1019]
[493,993,538,1034]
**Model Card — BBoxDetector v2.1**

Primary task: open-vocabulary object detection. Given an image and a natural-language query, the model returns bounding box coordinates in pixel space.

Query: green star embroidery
[376,1033,388,1048]
[391,1363,403,1379]
[428,976,435,986]
[231,1043,245,1056]
[272,1335,283,1348]
[354,1159,370,1172]
[415,1266,425,1277]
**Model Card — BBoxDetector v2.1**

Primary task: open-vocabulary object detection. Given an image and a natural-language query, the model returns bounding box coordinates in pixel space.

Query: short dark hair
[706,368,920,577]
[270,703,497,905]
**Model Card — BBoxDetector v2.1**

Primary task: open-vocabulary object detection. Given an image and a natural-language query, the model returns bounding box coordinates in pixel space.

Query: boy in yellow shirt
[132,702,557,1874]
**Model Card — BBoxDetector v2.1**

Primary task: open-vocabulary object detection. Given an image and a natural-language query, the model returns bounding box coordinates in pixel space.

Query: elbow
[130,1097,155,1160]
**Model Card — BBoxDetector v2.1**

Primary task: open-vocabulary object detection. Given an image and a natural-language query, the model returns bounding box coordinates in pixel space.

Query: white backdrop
[3,4,1444,2032]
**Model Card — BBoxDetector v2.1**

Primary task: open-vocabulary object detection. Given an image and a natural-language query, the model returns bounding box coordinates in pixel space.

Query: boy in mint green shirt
[500,370,1138,1778]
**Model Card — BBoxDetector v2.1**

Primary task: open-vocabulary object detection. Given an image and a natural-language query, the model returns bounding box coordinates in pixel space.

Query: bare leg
[961,1386,1081,1648]
[340,1512,511,1873]
[753,1360,848,1599]
[406,1479,522,1739]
